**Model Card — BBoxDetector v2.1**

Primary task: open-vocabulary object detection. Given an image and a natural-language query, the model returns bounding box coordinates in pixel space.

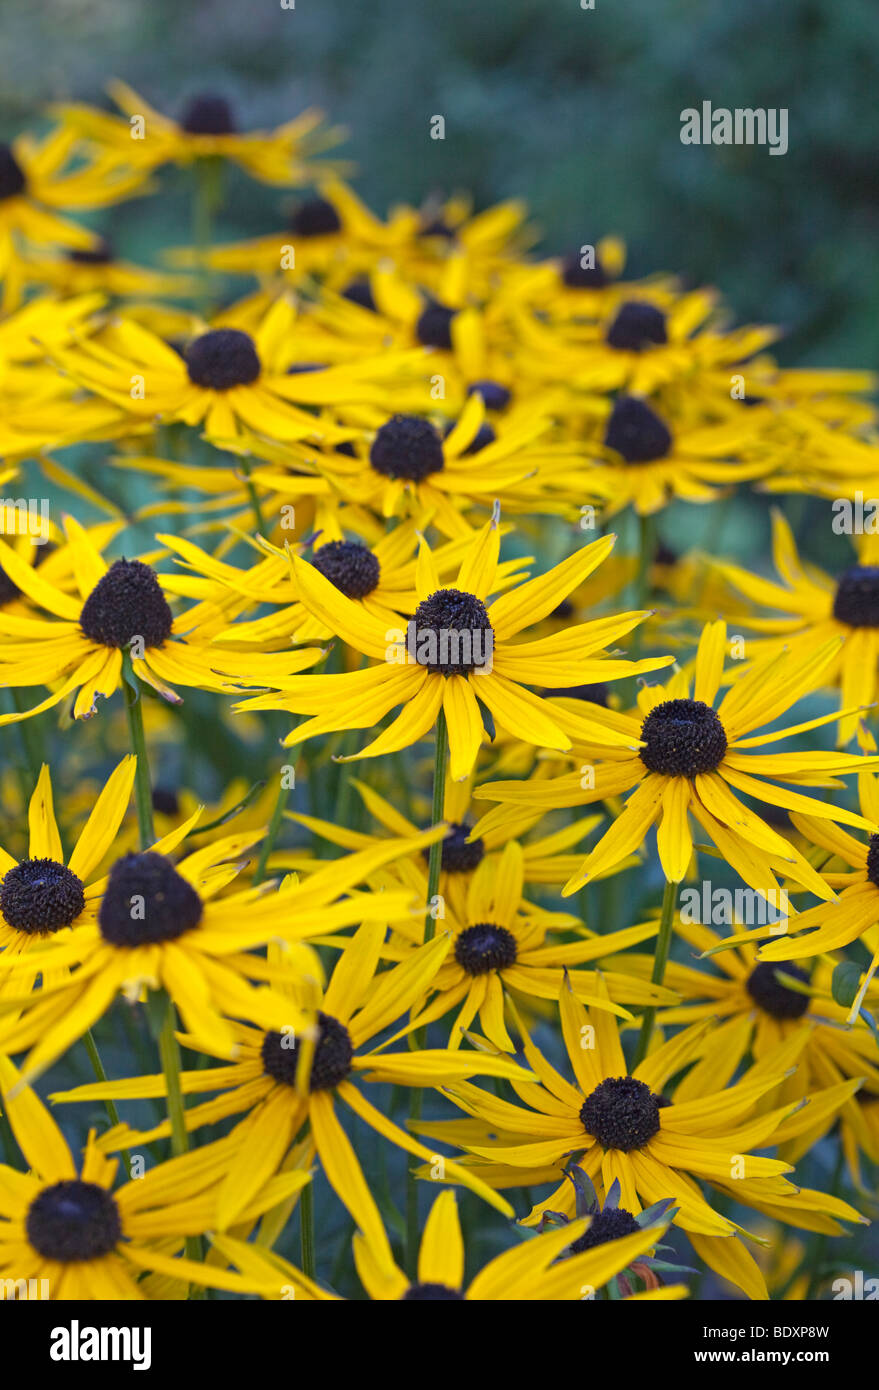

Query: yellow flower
[52,81,346,185]
[414,979,866,1299]
[379,840,675,1049]
[474,619,878,900]
[0,125,147,267]
[50,295,422,449]
[349,1187,673,1300]
[0,1057,302,1299]
[583,395,770,517]
[712,509,879,745]
[0,828,437,1083]
[237,519,671,780]
[0,516,323,723]
[50,924,535,1259]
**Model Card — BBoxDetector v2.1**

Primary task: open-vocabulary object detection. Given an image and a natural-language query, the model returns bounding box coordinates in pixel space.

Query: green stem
[158,991,205,1295]
[631,511,657,667]
[253,769,291,885]
[804,1145,845,1300]
[11,689,44,782]
[122,661,154,849]
[633,878,677,1068]
[83,1030,132,1180]
[405,711,448,1277]
[192,155,223,318]
[299,1182,316,1279]
[239,459,267,538]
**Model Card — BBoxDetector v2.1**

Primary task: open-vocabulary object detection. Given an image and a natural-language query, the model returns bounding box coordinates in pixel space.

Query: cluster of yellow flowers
[0,84,876,1304]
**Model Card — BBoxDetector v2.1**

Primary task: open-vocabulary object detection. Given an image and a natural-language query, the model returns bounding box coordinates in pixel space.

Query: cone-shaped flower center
[180,93,237,135]
[569,1205,641,1253]
[606,301,668,352]
[402,1283,465,1300]
[423,822,485,874]
[370,415,444,481]
[604,397,672,463]
[746,962,810,1020]
[410,588,494,675]
[0,858,85,934]
[289,198,342,237]
[416,301,455,349]
[832,566,879,628]
[80,558,174,650]
[866,834,879,888]
[312,541,380,599]
[27,1180,122,1262]
[580,1076,662,1151]
[467,380,511,411]
[261,1011,354,1091]
[342,278,376,312]
[185,328,261,390]
[446,421,496,456]
[98,852,203,946]
[0,143,26,201]
[454,922,517,975]
[640,698,728,777]
[561,250,607,288]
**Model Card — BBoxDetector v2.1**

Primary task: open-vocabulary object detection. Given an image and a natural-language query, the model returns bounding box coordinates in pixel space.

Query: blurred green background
[3,0,878,367]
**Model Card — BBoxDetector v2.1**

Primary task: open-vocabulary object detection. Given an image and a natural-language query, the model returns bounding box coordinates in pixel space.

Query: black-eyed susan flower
[627,917,875,1168]
[584,395,771,517]
[474,619,878,901]
[514,287,779,397]
[0,125,147,264]
[51,924,536,1257]
[0,1057,304,1299]
[49,295,423,449]
[377,841,676,1049]
[0,758,135,988]
[157,515,529,651]
[414,979,866,1298]
[19,238,196,301]
[0,515,323,723]
[171,180,418,291]
[280,765,617,920]
[745,773,879,1020]
[349,1186,674,1300]
[301,393,591,538]
[237,518,672,780]
[52,81,346,186]
[712,509,879,746]
[0,828,437,1083]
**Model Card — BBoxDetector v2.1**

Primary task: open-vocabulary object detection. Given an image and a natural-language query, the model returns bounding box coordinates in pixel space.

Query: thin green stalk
[239,458,267,538]
[406,711,448,1276]
[253,769,292,885]
[192,155,223,318]
[158,991,205,1295]
[122,660,154,849]
[11,689,44,781]
[83,1029,132,1180]
[299,1182,316,1279]
[632,878,677,1068]
[804,1145,845,1300]
[631,510,657,667]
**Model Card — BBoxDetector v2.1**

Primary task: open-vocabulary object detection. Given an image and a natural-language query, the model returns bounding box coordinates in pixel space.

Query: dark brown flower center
[261,1012,354,1091]
[640,698,728,777]
[580,1077,661,1151]
[27,1181,122,1262]
[80,559,174,650]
